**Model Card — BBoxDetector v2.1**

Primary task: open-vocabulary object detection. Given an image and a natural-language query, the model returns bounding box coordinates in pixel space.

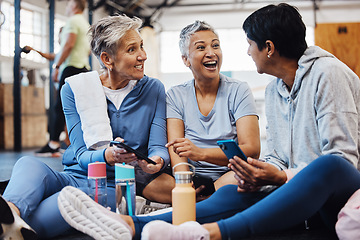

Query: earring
[109,67,112,72]
[267,55,270,59]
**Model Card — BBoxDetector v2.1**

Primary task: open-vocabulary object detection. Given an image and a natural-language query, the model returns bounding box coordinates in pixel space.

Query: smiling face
[111,29,147,82]
[246,37,268,74]
[183,30,222,81]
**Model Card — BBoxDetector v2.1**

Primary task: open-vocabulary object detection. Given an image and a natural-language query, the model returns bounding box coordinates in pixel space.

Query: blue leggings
[132,155,360,239]
[3,156,116,239]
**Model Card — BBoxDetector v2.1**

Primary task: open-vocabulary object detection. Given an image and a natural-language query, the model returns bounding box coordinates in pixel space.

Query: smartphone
[217,139,247,161]
[110,141,156,165]
[193,175,215,196]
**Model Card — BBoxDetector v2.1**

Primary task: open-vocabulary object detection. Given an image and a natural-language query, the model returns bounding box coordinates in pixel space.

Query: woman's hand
[228,156,287,192]
[166,138,205,162]
[104,137,138,166]
[137,156,164,174]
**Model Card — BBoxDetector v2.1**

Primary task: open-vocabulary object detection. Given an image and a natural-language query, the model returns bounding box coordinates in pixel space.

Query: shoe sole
[58,186,132,240]
[0,195,37,240]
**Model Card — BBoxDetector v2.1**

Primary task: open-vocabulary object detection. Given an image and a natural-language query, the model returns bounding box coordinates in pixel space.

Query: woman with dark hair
[58,3,360,240]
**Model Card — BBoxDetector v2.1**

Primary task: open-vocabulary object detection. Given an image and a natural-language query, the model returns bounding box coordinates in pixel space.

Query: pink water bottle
[88,162,107,207]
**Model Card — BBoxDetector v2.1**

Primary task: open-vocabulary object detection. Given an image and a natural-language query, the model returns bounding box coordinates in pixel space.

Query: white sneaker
[0,195,37,240]
[58,186,132,240]
[141,220,210,240]
[135,196,171,216]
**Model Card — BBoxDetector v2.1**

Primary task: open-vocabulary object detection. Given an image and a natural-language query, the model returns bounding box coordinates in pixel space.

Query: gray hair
[88,15,143,68]
[179,20,218,58]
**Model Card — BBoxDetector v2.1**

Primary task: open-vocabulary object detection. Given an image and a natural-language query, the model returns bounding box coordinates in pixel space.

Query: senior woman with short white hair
[0,14,173,239]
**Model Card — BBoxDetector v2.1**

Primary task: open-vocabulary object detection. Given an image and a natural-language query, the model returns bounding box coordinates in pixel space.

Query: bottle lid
[88,162,106,179]
[174,171,193,183]
[115,163,135,180]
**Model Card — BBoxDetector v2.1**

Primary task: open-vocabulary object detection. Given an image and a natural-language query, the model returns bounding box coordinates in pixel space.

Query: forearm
[170,150,189,172]
[35,50,55,61]
[199,148,230,166]
[239,142,260,159]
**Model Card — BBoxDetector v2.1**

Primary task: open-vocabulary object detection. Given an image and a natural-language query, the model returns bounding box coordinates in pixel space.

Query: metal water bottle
[172,163,196,225]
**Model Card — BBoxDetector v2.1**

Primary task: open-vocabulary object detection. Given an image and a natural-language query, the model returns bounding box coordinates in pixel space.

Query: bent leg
[2,157,88,238]
[142,173,175,204]
[217,155,360,239]
[29,185,115,239]
[3,157,72,220]
[132,185,268,240]
[214,171,237,190]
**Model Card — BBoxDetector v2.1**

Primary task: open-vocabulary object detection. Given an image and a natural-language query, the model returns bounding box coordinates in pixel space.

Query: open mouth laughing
[203,60,217,69]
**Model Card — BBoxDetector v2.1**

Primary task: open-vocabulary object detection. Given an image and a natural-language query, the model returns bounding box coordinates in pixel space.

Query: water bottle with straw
[115,163,136,216]
[88,162,107,207]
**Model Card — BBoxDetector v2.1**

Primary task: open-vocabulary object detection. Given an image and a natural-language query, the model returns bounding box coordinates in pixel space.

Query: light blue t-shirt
[166,74,258,180]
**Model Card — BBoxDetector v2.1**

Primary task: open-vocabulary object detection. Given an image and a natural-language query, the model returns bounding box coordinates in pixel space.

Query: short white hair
[88,14,143,68]
[179,20,218,58]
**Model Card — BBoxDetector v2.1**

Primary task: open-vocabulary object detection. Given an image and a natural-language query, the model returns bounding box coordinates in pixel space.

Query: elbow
[248,144,261,159]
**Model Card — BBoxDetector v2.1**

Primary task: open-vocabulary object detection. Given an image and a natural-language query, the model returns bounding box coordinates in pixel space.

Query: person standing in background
[35,0,90,157]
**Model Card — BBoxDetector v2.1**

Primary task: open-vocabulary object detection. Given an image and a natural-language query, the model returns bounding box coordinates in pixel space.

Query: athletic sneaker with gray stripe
[58,186,132,240]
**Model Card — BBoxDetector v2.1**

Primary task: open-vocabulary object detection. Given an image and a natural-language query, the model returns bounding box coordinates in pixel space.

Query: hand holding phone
[110,141,156,165]
[217,139,247,161]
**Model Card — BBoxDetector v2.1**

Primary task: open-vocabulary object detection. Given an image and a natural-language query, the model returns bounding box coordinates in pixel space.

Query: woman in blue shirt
[0,14,172,239]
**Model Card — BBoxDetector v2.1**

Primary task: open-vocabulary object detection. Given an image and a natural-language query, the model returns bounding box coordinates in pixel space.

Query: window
[160,27,315,73]
[0,1,64,63]
[0,1,14,57]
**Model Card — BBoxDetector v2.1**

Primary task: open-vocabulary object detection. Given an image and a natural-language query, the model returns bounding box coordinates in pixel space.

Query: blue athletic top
[60,75,170,181]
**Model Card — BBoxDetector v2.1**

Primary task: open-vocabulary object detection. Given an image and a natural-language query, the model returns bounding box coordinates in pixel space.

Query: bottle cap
[174,171,193,184]
[88,162,106,179]
[172,162,195,184]
[115,163,135,180]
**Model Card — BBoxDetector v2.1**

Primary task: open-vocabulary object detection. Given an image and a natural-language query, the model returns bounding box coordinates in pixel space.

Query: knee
[216,184,238,194]
[310,155,350,178]
[13,156,42,170]
[13,157,49,176]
